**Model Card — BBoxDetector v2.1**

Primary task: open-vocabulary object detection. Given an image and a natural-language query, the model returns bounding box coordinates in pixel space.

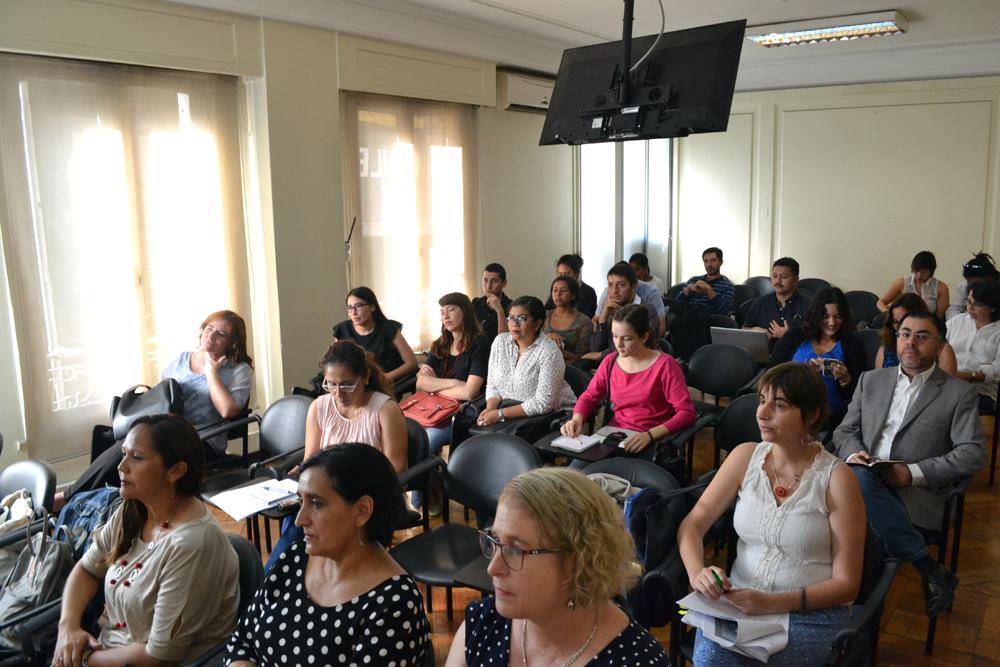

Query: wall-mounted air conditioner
[497,71,555,113]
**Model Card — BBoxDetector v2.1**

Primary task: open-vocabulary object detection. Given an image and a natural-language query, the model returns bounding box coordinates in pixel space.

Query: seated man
[743,257,808,345]
[588,262,660,357]
[628,252,666,294]
[472,262,512,340]
[674,246,734,315]
[833,311,985,617]
[596,262,666,337]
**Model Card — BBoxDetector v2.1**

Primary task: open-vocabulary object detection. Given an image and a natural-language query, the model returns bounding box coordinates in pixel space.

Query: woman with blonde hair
[445,467,669,666]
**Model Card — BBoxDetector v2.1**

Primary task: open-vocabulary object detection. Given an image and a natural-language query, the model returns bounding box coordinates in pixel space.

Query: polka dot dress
[463,597,670,666]
[224,540,430,666]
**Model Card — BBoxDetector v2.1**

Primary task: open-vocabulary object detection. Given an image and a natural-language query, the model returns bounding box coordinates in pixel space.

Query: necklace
[769,453,804,500]
[521,607,601,667]
[108,500,183,590]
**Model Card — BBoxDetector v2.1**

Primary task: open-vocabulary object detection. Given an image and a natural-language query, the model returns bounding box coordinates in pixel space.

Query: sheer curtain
[0,54,250,462]
[341,92,478,349]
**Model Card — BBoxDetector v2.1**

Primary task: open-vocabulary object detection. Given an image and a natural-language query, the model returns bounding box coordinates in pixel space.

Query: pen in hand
[712,569,728,593]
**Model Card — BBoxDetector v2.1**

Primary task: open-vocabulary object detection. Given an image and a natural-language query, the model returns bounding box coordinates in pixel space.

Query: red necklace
[770,454,803,499]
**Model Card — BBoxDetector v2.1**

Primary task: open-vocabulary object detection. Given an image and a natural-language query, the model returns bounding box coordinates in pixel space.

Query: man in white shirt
[833,312,985,618]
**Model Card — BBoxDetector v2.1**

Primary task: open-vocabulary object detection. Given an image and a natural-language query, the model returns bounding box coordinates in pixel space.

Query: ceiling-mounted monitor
[539,19,746,145]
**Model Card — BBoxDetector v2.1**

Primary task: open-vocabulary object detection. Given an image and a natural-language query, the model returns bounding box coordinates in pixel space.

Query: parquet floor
[213,416,1000,666]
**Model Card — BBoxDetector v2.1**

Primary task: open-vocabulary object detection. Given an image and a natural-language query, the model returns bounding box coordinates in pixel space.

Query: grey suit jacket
[833,366,985,528]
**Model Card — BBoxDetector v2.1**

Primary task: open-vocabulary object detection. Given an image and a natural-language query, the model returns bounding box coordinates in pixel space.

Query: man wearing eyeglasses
[833,311,985,619]
[473,262,512,339]
[944,252,1000,320]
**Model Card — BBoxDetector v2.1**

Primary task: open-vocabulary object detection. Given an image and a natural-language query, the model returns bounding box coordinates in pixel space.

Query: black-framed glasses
[322,378,362,393]
[505,315,533,325]
[478,530,562,571]
[346,303,371,313]
[967,298,988,308]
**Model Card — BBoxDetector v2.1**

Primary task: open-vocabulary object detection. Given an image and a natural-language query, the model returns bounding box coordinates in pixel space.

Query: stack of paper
[550,434,601,453]
[207,478,300,521]
[677,591,789,663]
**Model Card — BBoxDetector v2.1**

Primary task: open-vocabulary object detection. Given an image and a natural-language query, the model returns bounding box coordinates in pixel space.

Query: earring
[567,598,577,611]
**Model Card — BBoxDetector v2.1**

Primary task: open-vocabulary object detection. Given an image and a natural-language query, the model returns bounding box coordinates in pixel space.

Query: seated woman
[476,296,577,435]
[560,304,696,461]
[945,252,1000,320]
[59,310,254,507]
[875,292,958,373]
[327,286,418,388]
[226,444,431,666]
[445,467,669,666]
[302,340,408,474]
[878,250,950,318]
[54,415,240,666]
[677,362,865,666]
[545,253,598,318]
[946,280,1000,408]
[770,287,865,428]
[543,276,595,364]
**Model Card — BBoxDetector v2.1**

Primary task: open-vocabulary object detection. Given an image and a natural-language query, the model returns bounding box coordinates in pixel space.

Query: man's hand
[767,320,789,340]
[879,463,913,487]
[846,451,871,465]
[600,298,622,323]
[485,294,503,313]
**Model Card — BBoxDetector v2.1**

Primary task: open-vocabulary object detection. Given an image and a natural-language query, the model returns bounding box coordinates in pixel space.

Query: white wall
[674,77,1000,298]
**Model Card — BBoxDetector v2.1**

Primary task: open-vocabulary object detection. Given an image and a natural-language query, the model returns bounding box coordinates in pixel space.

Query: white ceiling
[168,0,1000,90]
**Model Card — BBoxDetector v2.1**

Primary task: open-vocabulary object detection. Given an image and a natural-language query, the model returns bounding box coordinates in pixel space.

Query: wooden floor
[213,418,1000,666]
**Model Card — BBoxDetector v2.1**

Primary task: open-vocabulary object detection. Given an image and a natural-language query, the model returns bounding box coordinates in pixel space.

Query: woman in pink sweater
[561,304,696,459]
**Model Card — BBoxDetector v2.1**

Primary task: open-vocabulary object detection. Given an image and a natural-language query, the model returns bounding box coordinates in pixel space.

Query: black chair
[0,460,57,514]
[844,290,880,329]
[657,337,675,356]
[393,371,418,401]
[712,394,761,468]
[744,276,773,296]
[735,299,755,328]
[855,328,883,371]
[799,277,832,293]
[708,314,737,329]
[397,417,435,532]
[981,383,999,486]
[917,475,972,654]
[870,311,887,331]
[732,284,758,315]
[389,433,542,621]
[665,282,687,304]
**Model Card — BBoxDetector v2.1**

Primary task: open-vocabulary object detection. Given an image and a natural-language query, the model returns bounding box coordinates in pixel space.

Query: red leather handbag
[399,392,462,428]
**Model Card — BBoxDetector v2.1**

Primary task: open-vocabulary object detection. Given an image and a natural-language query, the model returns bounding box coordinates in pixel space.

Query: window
[578,139,671,286]
[342,93,477,348]
[0,54,250,462]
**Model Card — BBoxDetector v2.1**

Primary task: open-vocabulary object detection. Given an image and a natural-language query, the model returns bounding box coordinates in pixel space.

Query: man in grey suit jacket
[834,311,985,617]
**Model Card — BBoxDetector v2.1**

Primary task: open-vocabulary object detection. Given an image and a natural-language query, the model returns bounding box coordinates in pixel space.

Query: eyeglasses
[346,303,371,313]
[322,378,362,393]
[966,298,988,308]
[505,315,534,325]
[898,330,937,344]
[478,530,562,571]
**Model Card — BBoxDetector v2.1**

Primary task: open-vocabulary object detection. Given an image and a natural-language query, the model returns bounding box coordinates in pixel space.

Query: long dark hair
[200,310,253,370]
[345,286,388,326]
[612,304,656,348]
[800,287,855,341]
[430,292,482,360]
[108,415,205,562]
[550,275,580,309]
[969,281,1000,323]
[320,341,391,395]
[880,292,928,348]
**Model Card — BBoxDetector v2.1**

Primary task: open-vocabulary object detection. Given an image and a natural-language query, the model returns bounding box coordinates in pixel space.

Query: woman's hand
[418,363,436,377]
[546,332,565,349]
[476,409,502,427]
[560,416,584,438]
[725,588,776,615]
[53,624,100,667]
[621,430,655,453]
[202,349,224,375]
[830,360,849,383]
[690,566,730,601]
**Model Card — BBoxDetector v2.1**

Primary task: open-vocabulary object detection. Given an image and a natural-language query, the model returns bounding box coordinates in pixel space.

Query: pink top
[314,391,391,452]
[574,353,697,434]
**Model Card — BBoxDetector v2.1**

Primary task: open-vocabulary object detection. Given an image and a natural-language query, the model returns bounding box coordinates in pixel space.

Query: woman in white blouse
[677,362,865,666]
[476,296,576,430]
[947,280,1000,406]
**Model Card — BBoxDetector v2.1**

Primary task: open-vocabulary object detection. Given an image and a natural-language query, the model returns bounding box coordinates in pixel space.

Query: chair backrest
[564,364,592,397]
[799,277,831,293]
[665,282,686,302]
[855,328,883,371]
[582,458,681,493]
[444,433,542,520]
[735,299,755,327]
[259,395,314,457]
[714,394,762,455]
[743,276,773,296]
[732,284,758,313]
[687,344,757,397]
[870,311,887,331]
[657,337,674,356]
[0,460,57,513]
[844,290,880,327]
[402,417,430,491]
[226,534,264,618]
[709,314,738,329]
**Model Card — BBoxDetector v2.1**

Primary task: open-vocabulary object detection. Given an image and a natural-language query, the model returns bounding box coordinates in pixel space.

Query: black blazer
[769,328,867,410]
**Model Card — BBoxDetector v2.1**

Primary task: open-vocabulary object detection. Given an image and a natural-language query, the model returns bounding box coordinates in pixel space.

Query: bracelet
[81,649,95,667]
[498,407,505,422]
[799,587,807,612]
[646,430,655,445]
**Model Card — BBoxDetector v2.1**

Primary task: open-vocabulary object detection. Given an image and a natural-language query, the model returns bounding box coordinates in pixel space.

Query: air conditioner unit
[497,71,555,113]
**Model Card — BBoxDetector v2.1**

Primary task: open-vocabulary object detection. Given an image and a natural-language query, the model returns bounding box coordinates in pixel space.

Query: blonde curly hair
[501,467,640,608]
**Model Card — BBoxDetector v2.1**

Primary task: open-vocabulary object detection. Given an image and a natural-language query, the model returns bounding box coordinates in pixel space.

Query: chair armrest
[396,456,445,488]
[658,413,718,450]
[198,413,260,441]
[736,368,766,397]
[828,559,899,658]
[248,447,306,479]
[184,640,227,667]
[0,517,46,550]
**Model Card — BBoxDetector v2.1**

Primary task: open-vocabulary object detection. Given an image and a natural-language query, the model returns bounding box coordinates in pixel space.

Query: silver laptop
[710,327,770,364]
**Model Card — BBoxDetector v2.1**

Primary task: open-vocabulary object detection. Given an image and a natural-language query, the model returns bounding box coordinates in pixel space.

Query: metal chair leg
[446,586,454,622]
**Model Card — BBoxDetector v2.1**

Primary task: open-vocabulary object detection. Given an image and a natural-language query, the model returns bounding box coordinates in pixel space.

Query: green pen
[711,570,727,593]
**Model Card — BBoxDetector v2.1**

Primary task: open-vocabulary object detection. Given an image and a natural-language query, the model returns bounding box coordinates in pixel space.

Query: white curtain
[0,53,250,462]
[341,92,478,349]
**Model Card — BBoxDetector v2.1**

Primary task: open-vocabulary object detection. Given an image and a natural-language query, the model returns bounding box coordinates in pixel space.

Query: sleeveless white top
[730,442,843,593]
[903,275,940,313]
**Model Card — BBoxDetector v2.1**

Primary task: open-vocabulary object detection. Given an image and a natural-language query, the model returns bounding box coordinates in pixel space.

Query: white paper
[550,434,601,452]
[677,592,789,662]
[206,478,300,521]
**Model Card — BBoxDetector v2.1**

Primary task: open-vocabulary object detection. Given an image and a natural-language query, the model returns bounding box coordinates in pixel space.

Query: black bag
[111,379,184,441]
[667,302,712,362]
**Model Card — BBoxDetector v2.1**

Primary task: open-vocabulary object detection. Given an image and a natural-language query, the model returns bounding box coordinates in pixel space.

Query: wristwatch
[498,407,506,422]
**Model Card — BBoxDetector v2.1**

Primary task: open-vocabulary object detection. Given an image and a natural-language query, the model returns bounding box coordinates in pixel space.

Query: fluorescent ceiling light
[746,11,908,48]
